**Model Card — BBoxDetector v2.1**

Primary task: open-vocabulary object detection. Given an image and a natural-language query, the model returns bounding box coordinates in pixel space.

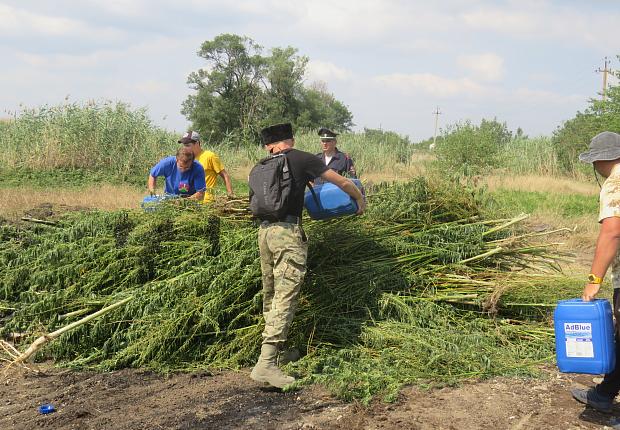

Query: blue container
[304,179,363,220]
[141,194,177,212]
[554,298,615,374]
[38,404,56,414]
[141,195,160,212]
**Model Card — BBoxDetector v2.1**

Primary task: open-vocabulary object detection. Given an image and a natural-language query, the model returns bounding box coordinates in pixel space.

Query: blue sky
[1,0,618,140]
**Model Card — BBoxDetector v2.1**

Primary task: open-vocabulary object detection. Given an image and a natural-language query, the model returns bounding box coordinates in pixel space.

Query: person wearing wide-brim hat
[572,131,620,413]
[315,127,356,183]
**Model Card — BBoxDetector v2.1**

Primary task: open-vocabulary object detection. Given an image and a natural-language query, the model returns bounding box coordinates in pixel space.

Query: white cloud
[14,35,198,70]
[527,72,557,85]
[306,60,353,83]
[16,52,96,69]
[461,8,536,34]
[461,4,620,50]
[281,0,458,45]
[294,0,401,38]
[83,0,150,17]
[0,4,82,36]
[457,53,504,81]
[132,79,173,95]
[374,73,491,98]
[0,3,125,41]
[512,87,584,105]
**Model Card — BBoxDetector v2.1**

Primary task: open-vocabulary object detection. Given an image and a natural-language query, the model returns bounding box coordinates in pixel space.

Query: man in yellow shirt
[178,131,234,202]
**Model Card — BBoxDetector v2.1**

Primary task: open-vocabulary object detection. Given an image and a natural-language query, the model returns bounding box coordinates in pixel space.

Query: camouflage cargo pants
[258,222,308,346]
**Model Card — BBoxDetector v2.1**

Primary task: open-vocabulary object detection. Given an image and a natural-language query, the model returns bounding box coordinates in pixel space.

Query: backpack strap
[307,181,321,208]
[278,148,319,206]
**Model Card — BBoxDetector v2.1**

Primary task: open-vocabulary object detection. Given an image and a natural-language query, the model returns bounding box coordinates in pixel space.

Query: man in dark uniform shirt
[315,128,356,182]
[250,123,365,389]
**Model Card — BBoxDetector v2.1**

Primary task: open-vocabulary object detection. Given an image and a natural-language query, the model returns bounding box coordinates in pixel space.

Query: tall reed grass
[214,129,422,180]
[0,100,595,184]
[0,101,422,182]
[499,137,561,176]
[0,101,176,180]
[424,134,592,180]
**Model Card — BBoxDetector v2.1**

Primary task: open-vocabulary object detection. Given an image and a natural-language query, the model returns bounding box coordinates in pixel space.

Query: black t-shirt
[282,148,328,217]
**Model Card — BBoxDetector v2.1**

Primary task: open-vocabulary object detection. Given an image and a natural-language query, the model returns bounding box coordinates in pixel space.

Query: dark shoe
[609,416,620,429]
[571,388,613,413]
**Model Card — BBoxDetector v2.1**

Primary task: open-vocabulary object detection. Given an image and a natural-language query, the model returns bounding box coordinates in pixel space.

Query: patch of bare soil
[1,366,619,430]
[0,184,143,223]
[22,203,91,222]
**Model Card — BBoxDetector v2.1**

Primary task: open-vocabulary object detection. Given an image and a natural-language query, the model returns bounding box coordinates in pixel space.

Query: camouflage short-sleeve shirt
[599,165,620,288]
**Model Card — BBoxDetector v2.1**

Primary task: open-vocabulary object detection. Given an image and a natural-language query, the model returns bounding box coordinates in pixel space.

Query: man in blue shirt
[148,147,206,200]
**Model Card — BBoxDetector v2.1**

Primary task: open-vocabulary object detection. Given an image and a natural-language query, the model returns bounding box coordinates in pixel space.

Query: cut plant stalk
[5,297,132,372]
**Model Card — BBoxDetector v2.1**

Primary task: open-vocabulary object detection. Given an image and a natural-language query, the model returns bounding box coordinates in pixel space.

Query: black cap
[178,130,200,144]
[260,123,293,146]
[318,128,338,140]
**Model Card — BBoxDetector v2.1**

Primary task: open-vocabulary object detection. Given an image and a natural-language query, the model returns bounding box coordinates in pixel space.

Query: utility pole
[596,57,613,102]
[432,106,442,147]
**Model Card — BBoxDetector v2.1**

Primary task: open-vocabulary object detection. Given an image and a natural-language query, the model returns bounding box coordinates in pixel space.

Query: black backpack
[248,151,293,221]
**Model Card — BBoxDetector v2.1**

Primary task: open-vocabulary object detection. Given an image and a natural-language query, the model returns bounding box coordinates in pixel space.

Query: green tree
[295,86,354,132]
[479,118,512,147]
[182,34,354,145]
[181,34,267,144]
[261,46,307,127]
[552,55,620,175]
[435,120,503,175]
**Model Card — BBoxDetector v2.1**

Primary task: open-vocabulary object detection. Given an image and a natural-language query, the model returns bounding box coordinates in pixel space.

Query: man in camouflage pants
[250,123,365,389]
[258,223,307,347]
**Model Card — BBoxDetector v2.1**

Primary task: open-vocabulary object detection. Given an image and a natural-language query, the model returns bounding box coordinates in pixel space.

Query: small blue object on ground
[38,404,56,414]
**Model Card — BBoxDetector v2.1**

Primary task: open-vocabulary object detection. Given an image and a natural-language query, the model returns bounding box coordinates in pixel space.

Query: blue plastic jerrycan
[554,298,615,374]
[141,195,161,212]
[141,194,177,212]
[304,179,364,220]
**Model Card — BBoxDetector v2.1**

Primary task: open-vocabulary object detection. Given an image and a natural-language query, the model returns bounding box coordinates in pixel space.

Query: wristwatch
[587,273,603,284]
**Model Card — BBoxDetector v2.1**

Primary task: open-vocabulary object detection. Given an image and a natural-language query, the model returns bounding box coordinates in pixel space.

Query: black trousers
[597,289,620,398]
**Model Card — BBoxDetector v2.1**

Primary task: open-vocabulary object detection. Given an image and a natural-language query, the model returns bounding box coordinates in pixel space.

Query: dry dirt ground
[1,365,620,430]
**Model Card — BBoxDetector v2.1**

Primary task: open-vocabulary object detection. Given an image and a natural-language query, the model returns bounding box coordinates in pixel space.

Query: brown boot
[250,343,295,388]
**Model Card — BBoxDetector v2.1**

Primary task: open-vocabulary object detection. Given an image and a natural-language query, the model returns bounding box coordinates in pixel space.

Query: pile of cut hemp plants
[0,178,578,402]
